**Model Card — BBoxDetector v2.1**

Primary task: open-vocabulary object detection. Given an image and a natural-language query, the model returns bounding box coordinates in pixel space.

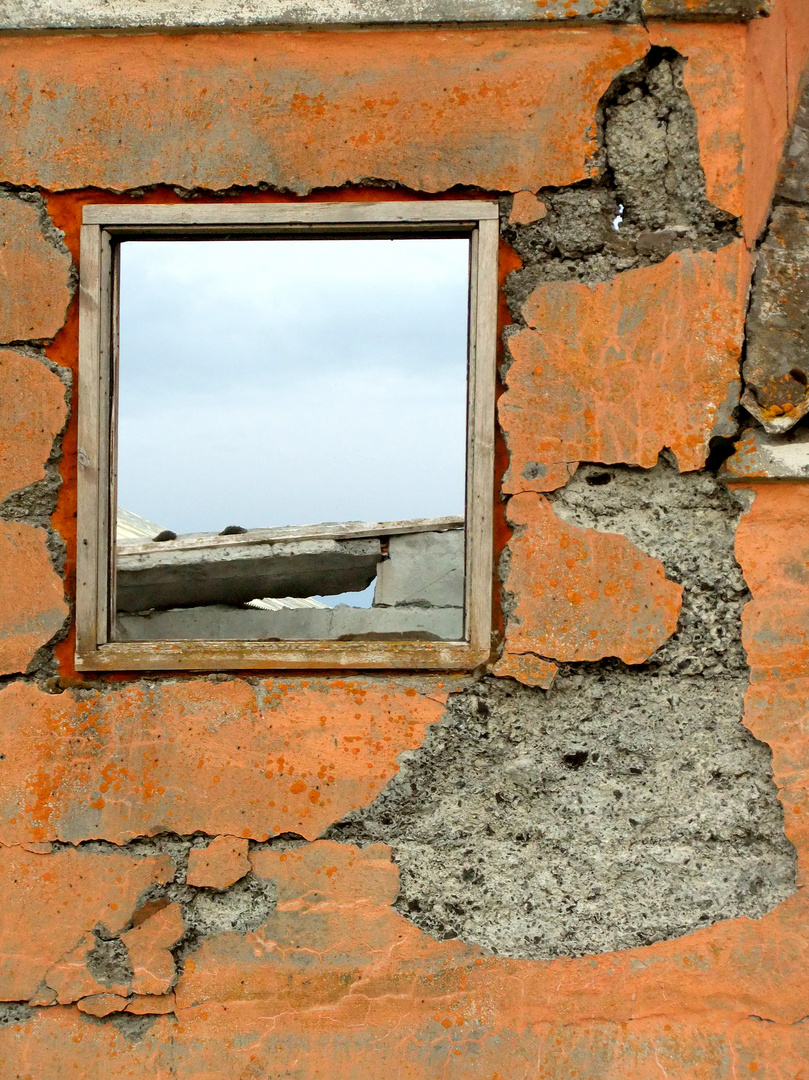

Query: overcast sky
[117,237,470,537]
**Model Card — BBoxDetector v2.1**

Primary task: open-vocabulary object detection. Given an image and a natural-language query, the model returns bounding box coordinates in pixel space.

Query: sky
[116,237,470,538]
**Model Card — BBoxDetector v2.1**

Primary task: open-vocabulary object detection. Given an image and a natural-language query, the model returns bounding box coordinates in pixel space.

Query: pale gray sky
[117,237,470,536]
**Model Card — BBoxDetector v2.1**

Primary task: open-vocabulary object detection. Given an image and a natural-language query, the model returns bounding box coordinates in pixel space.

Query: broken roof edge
[118,516,466,559]
[0,0,769,31]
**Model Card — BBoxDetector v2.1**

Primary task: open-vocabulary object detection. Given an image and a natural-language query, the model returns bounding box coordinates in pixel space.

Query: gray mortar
[86,929,135,987]
[501,48,739,314]
[325,460,796,959]
[0,1003,34,1025]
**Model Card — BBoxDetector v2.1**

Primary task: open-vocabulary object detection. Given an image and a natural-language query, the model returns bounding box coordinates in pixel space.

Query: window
[76,201,497,670]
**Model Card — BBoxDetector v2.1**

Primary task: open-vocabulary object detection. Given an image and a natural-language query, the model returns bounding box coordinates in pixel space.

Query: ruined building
[1,0,809,1075]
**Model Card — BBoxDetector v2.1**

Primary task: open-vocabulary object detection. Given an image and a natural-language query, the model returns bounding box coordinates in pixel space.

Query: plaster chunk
[742,206,809,431]
[778,73,809,206]
[0,847,174,1002]
[0,521,68,676]
[0,197,72,343]
[76,993,129,1017]
[186,836,250,890]
[120,904,184,998]
[500,243,747,489]
[0,0,615,29]
[502,492,682,665]
[0,349,68,503]
[490,652,558,689]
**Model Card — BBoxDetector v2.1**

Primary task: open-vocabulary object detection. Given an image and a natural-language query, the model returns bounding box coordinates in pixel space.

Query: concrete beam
[117,538,382,612]
[0,0,765,29]
[116,604,464,641]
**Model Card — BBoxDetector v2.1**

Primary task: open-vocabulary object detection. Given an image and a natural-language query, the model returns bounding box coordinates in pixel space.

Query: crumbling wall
[1,2,808,1077]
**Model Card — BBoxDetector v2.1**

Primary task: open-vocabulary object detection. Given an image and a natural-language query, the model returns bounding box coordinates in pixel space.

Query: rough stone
[0,520,69,677]
[642,0,767,17]
[373,530,464,608]
[0,678,449,846]
[0,196,73,343]
[777,73,809,205]
[328,461,794,959]
[0,847,174,1002]
[499,242,747,487]
[742,206,809,432]
[0,350,69,504]
[186,836,251,890]
[501,491,683,665]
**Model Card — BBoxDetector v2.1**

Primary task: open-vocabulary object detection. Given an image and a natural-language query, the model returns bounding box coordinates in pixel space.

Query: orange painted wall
[0,6,807,1077]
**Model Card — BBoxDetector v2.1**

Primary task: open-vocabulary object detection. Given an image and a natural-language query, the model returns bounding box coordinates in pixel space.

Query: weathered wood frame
[76,200,498,671]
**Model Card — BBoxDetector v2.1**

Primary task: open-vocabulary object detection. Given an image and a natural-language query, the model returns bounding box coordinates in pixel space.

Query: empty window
[76,202,497,670]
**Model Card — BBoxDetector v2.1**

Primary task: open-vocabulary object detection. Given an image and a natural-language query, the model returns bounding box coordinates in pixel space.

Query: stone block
[0,521,68,676]
[0,196,72,343]
[373,529,464,609]
[502,492,682,665]
[742,206,809,432]
[499,243,747,489]
[0,350,68,503]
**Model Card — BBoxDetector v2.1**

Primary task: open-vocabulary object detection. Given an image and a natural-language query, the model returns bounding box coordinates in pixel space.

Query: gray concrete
[116,602,463,641]
[116,537,382,612]
[778,73,809,207]
[0,0,626,30]
[742,205,809,434]
[373,529,464,609]
[328,460,796,959]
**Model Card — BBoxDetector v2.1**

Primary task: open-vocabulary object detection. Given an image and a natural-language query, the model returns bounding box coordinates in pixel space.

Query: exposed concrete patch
[327,461,796,959]
[502,47,740,306]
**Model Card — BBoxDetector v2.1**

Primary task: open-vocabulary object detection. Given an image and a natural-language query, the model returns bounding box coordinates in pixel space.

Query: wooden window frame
[75,200,498,672]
